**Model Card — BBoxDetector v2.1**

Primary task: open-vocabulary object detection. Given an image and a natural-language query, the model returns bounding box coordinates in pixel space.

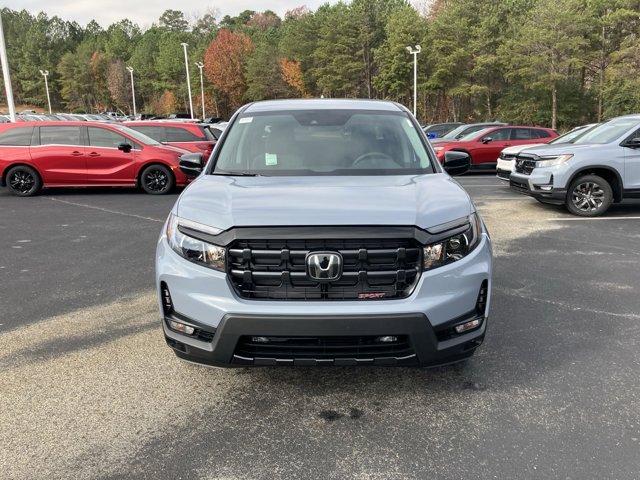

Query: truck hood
[502,143,544,155]
[518,143,602,156]
[176,174,473,232]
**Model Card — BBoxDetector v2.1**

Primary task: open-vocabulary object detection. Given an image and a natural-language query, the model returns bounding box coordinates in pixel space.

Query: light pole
[126,66,136,118]
[39,70,52,114]
[0,12,16,122]
[406,45,421,118]
[181,43,194,119]
[195,61,205,120]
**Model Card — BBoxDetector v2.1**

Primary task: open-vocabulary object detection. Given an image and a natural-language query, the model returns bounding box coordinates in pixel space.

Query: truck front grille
[514,156,536,175]
[227,238,422,301]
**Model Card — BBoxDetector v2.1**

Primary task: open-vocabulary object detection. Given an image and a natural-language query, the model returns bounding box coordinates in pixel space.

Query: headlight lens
[535,153,573,168]
[433,146,444,152]
[166,213,225,271]
[423,213,482,271]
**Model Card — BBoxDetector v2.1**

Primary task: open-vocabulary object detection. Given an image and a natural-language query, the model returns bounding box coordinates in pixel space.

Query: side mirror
[179,152,204,177]
[117,142,132,153]
[443,151,470,176]
[623,137,640,149]
[481,137,493,144]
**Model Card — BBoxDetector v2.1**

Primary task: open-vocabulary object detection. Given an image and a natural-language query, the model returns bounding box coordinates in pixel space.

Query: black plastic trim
[624,188,640,199]
[178,224,469,248]
[165,312,485,367]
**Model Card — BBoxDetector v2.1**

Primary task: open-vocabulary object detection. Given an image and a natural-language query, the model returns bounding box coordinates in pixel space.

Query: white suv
[497,124,596,181]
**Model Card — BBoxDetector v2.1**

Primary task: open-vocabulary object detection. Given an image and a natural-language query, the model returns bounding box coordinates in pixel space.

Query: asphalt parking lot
[1,176,640,479]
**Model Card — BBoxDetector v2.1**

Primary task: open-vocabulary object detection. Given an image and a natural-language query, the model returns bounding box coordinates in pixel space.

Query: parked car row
[503,115,640,216]
[0,112,117,123]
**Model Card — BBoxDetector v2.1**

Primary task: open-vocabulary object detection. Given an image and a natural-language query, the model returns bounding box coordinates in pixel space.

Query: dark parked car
[423,122,464,139]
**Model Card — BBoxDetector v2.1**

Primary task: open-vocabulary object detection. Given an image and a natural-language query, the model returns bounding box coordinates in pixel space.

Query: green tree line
[1,0,639,128]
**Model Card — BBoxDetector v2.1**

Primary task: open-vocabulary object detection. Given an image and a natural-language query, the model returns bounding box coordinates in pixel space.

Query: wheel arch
[567,166,624,203]
[1,162,43,187]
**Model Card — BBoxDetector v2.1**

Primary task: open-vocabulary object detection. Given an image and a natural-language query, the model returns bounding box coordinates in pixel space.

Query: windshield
[112,124,161,145]
[440,125,469,139]
[573,118,639,145]
[549,124,596,144]
[458,127,493,141]
[440,124,497,140]
[212,110,435,176]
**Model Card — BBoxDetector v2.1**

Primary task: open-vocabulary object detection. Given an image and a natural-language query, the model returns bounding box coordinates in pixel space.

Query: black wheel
[140,164,174,195]
[6,165,42,197]
[565,174,612,217]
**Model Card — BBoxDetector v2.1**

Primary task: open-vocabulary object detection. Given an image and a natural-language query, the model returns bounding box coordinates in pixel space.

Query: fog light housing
[160,282,173,315]
[454,319,481,334]
[537,184,553,191]
[169,320,195,336]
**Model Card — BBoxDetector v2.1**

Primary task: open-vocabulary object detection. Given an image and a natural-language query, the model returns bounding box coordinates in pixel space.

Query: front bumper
[164,311,486,367]
[496,158,513,181]
[156,233,492,367]
[510,171,567,205]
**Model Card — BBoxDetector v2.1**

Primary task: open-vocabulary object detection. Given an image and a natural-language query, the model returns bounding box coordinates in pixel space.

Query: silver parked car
[496,124,597,181]
[510,115,640,216]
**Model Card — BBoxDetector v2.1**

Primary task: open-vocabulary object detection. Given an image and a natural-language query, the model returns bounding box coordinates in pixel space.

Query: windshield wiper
[213,170,261,177]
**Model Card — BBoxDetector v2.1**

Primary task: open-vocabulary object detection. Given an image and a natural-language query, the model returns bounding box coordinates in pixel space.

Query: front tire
[140,164,174,195]
[565,174,612,217]
[6,165,42,197]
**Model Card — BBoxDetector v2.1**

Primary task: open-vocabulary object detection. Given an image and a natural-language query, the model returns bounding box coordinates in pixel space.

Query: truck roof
[243,98,405,113]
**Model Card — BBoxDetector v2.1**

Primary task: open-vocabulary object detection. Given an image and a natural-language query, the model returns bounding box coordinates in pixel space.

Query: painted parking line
[48,197,164,223]
[549,216,640,221]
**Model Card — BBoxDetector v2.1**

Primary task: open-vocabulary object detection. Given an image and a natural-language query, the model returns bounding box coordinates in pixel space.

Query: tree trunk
[551,85,557,130]
[597,23,606,122]
[486,93,492,119]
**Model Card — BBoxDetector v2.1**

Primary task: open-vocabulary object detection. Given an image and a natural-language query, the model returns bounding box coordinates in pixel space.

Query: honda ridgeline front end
[156,99,492,367]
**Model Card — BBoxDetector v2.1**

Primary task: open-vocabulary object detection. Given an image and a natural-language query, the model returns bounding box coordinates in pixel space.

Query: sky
[7,1,334,27]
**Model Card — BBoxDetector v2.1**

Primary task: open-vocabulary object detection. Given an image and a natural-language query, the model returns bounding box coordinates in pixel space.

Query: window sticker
[238,117,253,124]
[265,153,278,166]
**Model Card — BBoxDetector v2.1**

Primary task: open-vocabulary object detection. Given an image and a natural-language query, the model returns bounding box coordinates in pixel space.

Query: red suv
[124,121,216,158]
[0,122,190,196]
[431,125,558,169]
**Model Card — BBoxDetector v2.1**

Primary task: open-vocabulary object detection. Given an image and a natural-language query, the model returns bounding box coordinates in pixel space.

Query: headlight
[433,146,444,152]
[535,153,573,167]
[423,213,482,271]
[166,213,225,271]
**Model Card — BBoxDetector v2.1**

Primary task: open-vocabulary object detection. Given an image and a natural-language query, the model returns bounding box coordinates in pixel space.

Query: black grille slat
[514,155,536,175]
[227,238,422,301]
[235,335,415,360]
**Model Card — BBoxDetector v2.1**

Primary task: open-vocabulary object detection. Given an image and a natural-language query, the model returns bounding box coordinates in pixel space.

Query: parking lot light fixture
[126,66,136,118]
[195,61,205,120]
[405,45,421,118]
[181,43,194,120]
[39,70,52,114]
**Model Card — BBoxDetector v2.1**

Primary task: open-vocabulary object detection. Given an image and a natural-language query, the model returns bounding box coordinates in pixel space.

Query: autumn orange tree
[203,29,254,111]
[279,59,306,97]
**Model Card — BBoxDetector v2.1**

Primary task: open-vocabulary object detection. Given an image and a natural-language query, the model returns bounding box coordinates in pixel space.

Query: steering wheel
[351,151,398,169]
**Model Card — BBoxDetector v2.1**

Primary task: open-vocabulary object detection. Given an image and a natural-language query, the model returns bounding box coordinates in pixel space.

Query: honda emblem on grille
[306,251,343,282]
